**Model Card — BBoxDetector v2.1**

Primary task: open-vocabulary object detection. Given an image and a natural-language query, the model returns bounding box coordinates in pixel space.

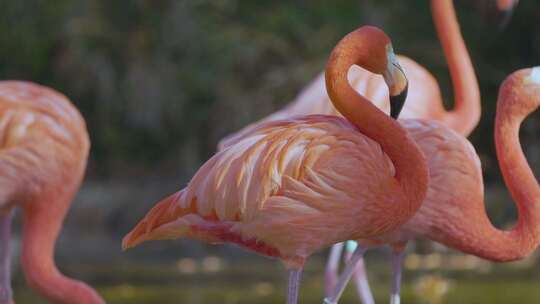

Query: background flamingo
[496,0,520,27]
[218,0,487,151]
[122,26,428,304]
[0,82,104,304]
[325,66,540,303]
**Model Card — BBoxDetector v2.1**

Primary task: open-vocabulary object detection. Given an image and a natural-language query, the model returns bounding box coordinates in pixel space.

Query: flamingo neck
[431,0,481,136]
[438,71,540,261]
[325,29,428,225]
[21,191,104,304]
[492,73,540,259]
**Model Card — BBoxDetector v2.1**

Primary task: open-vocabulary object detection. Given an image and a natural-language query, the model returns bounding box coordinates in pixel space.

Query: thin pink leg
[325,242,344,296]
[344,242,374,304]
[390,249,406,304]
[324,245,367,304]
[347,258,375,304]
[287,267,303,304]
[0,210,14,304]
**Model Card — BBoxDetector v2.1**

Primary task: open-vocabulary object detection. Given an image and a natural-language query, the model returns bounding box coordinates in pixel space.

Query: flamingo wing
[124,115,404,258]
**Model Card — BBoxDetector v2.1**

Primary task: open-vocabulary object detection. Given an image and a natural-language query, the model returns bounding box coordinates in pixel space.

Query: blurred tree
[0,0,538,186]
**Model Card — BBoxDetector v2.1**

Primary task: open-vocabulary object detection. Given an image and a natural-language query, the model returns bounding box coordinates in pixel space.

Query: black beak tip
[495,8,514,29]
[389,84,408,120]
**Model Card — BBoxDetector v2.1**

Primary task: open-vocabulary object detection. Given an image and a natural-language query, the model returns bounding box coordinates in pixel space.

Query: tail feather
[122,190,191,250]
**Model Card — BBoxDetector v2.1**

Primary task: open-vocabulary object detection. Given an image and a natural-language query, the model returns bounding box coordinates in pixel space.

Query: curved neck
[325,30,428,222]
[21,191,104,304]
[435,75,540,262]
[492,80,540,259]
[431,0,481,136]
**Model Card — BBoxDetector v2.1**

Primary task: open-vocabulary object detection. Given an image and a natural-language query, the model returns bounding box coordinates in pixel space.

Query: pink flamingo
[122,26,430,304]
[219,0,517,303]
[324,67,540,304]
[0,82,104,304]
[219,7,482,296]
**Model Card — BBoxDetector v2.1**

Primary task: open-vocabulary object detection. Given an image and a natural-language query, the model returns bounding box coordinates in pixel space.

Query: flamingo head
[497,0,519,12]
[325,26,408,119]
[494,0,519,28]
[527,67,540,85]
[382,44,408,119]
[499,66,540,115]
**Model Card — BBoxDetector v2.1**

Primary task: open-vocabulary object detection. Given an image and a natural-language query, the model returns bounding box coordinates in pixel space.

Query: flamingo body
[0,81,104,304]
[357,119,485,249]
[124,115,417,265]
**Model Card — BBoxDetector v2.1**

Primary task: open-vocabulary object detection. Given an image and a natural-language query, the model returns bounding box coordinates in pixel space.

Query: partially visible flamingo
[324,67,540,303]
[496,0,520,25]
[218,0,485,151]
[122,26,429,304]
[497,0,519,10]
[0,82,104,304]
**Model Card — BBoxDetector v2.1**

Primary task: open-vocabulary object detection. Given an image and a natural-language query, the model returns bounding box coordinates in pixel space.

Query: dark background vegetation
[1,0,539,303]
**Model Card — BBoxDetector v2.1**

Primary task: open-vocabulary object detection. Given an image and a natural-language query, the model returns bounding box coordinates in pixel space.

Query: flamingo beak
[383,47,408,119]
[527,67,540,84]
[494,0,519,29]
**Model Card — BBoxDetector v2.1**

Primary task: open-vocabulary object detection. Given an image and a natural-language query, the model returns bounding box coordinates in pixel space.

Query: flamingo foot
[287,267,303,304]
[323,244,368,304]
[0,210,14,304]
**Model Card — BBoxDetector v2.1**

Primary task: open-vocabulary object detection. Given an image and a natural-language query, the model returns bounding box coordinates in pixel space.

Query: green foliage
[0,0,538,178]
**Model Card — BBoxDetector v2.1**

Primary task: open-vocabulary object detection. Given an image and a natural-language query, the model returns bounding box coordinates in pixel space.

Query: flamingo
[0,82,104,304]
[219,1,517,303]
[324,67,540,304]
[122,26,430,304]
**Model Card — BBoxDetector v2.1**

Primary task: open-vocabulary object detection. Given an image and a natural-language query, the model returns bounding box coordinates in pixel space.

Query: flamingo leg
[325,242,344,296]
[0,210,14,304]
[344,242,375,304]
[390,248,406,304]
[287,267,303,304]
[323,244,368,304]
